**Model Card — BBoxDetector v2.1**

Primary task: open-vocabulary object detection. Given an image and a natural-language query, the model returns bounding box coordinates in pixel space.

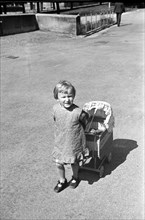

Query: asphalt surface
[0,9,144,220]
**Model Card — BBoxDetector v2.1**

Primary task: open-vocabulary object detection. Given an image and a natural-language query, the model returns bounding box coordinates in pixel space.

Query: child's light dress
[52,103,89,164]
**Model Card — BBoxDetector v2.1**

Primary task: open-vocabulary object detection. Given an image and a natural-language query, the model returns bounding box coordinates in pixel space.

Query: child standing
[52,80,89,193]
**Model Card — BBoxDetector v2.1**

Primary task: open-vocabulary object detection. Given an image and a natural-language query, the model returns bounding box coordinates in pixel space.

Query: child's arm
[79,110,90,130]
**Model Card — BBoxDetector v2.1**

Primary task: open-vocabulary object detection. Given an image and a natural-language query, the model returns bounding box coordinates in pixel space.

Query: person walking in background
[52,80,89,193]
[114,2,125,26]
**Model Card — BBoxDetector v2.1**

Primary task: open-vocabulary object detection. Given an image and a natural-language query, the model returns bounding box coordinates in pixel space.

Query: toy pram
[80,101,115,177]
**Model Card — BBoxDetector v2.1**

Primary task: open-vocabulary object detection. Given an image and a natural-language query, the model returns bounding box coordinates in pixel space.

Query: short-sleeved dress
[52,103,89,164]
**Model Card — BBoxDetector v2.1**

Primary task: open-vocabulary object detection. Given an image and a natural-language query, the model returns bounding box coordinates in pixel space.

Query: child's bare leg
[56,162,66,182]
[70,162,80,188]
[71,162,79,179]
[54,162,67,193]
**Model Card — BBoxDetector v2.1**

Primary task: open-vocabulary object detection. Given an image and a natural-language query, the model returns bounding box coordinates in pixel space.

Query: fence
[80,9,115,36]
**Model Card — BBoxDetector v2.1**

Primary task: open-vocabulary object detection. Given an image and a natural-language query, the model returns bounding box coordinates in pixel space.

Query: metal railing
[80,9,115,36]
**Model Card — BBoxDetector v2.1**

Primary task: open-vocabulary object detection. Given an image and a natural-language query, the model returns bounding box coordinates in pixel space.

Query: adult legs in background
[116,13,122,26]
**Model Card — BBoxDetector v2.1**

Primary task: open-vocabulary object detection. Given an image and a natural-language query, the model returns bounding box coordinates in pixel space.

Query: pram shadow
[79,139,138,185]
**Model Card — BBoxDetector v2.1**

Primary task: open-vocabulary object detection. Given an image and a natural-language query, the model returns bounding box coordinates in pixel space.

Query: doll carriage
[80,101,115,178]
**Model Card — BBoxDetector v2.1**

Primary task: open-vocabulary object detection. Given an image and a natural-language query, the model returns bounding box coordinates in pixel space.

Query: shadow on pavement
[120,23,132,26]
[79,139,138,185]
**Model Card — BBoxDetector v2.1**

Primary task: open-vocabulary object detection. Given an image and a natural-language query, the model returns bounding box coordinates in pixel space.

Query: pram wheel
[99,165,104,178]
[106,152,112,163]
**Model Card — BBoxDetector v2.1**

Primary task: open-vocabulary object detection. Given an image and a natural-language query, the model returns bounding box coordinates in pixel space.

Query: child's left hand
[98,123,106,132]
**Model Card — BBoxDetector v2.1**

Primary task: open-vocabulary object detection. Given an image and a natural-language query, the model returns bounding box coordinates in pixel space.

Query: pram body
[80,101,115,177]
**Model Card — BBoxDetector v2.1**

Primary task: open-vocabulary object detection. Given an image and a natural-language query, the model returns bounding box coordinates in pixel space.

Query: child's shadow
[79,139,138,184]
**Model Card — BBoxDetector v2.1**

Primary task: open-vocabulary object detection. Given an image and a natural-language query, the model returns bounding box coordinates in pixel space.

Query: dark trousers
[116,13,122,26]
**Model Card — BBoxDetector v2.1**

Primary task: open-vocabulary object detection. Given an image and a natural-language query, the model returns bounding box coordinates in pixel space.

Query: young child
[52,80,89,193]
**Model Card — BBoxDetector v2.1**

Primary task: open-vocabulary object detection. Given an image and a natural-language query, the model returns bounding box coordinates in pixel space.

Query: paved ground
[0,9,144,220]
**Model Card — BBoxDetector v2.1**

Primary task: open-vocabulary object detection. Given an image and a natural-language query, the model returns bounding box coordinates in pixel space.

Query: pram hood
[83,101,115,133]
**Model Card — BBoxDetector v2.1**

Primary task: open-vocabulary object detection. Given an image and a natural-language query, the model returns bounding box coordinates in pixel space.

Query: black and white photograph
[0,1,144,219]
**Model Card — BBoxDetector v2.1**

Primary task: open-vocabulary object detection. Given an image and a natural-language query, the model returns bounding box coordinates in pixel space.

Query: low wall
[36,14,81,35]
[0,13,81,36]
[0,14,38,36]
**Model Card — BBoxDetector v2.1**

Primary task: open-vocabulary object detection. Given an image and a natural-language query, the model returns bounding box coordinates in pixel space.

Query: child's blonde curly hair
[53,80,76,100]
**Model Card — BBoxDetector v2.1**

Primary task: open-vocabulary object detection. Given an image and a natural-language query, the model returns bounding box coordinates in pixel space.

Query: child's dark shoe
[54,179,67,193]
[69,176,80,189]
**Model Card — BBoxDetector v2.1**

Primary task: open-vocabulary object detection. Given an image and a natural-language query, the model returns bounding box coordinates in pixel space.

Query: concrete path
[0,9,144,220]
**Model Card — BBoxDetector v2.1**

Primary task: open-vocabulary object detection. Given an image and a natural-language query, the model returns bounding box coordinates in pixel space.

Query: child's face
[57,88,74,109]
